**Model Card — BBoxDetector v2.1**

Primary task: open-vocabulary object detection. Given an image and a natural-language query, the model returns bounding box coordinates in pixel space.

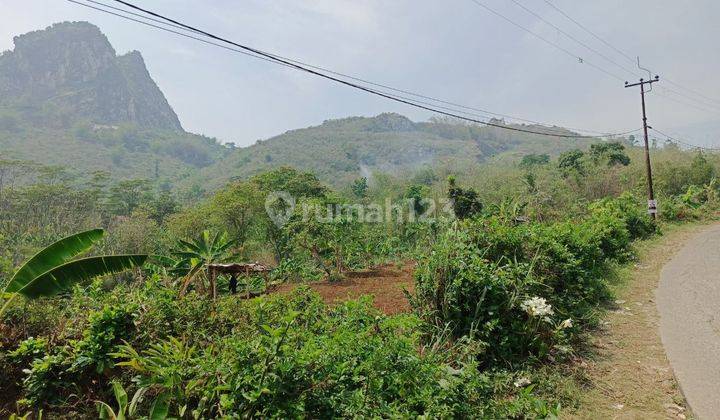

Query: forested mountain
[188,113,595,189]
[0,22,595,190]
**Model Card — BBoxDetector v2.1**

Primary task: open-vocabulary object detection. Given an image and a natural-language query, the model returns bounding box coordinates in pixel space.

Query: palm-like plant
[174,230,234,299]
[0,229,147,316]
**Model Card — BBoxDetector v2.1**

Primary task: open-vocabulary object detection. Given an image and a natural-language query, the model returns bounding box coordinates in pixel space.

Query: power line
[65,1,294,68]
[82,0,633,136]
[466,0,626,82]
[654,86,720,114]
[541,0,720,111]
[650,127,720,151]
[67,0,636,138]
[542,0,635,63]
[663,77,720,108]
[652,89,720,115]
[508,0,642,80]
[473,0,720,118]
[504,0,720,114]
[68,0,577,136]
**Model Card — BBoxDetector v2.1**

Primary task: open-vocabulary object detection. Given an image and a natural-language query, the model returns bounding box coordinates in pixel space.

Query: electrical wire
[466,0,626,82]
[541,0,720,111]
[650,127,720,151]
[65,0,639,138]
[90,0,631,136]
[468,0,719,115]
[69,0,580,136]
[542,0,635,63]
[663,77,720,108]
[508,0,642,80]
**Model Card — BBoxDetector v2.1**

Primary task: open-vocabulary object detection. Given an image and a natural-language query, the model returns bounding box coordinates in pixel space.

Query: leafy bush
[8,337,48,366]
[110,289,565,418]
[447,176,483,219]
[412,226,574,366]
[20,353,70,406]
[413,207,636,367]
[71,305,136,374]
[589,193,655,241]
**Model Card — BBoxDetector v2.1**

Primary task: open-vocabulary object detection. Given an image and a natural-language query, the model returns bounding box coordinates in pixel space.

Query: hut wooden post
[210,267,218,300]
[245,266,250,299]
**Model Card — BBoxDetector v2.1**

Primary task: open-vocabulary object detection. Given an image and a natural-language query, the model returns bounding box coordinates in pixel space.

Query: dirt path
[274,262,415,315]
[572,223,713,419]
[657,224,720,420]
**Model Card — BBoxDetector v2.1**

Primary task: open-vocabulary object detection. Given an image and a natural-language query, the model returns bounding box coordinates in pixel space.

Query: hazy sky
[1,0,719,147]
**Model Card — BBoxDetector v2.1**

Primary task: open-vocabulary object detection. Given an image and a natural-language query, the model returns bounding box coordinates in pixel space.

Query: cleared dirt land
[274,262,415,315]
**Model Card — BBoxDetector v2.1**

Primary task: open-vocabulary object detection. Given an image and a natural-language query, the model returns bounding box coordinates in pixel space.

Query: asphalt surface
[657,224,720,420]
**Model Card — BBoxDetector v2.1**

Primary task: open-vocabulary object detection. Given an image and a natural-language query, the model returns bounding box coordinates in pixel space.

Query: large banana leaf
[4,229,104,294]
[17,255,147,298]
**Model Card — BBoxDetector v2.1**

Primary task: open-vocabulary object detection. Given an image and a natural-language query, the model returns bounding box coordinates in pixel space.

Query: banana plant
[173,230,234,299]
[0,229,147,316]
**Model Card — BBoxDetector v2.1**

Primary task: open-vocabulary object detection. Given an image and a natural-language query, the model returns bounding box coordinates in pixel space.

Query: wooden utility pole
[625,74,660,219]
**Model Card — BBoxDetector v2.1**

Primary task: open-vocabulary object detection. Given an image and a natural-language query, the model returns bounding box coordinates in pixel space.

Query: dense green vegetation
[1,109,600,195]
[0,119,232,185]
[186,114,597,191]
[1,124,719,417]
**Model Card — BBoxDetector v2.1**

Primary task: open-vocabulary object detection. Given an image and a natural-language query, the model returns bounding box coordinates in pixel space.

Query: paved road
[657,224,720,420]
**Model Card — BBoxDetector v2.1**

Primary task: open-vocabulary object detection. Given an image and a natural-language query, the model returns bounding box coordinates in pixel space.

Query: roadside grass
[565,221,715,419]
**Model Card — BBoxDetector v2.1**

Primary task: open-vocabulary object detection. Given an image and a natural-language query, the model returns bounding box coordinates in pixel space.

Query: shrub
[8,337,48,366]
[412,207,636,367]
[20,352,70,406]
[112,290,506,418]
[589,193,655,241]
[71,305,136,374]
[412,227,570,366]
[447,176,483,219]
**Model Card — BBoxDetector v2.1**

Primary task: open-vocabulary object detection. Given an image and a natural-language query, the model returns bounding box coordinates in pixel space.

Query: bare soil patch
[274,262,415,315]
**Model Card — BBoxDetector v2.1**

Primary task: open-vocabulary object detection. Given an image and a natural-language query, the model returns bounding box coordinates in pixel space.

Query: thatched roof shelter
[207,262,272,275]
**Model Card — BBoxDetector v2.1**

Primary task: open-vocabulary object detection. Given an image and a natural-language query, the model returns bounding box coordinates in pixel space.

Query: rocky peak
[0,22,182,131]
[363,113,415,132]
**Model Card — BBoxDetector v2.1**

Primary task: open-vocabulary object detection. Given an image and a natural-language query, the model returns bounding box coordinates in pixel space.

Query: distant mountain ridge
[187,112,592,190]
[0,21,181,130]
[0,22,597,192]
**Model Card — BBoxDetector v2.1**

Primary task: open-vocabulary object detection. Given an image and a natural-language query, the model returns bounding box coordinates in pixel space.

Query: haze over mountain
[188,112,593,190]
[0,22,594,190]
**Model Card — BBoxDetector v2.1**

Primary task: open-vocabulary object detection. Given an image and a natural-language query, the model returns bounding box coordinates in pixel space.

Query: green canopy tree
[558,149,586,176]
[589,141,631,167]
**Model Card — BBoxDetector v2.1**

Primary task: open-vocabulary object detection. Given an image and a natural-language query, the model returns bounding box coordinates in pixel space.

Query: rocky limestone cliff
[0,21,182,131]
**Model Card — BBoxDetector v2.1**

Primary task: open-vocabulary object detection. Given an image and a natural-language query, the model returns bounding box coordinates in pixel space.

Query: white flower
[521,296,554,317]
[514,377,532,388]
[559,318,573,329]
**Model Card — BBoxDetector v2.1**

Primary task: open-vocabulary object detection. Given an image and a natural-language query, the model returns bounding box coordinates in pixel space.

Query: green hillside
[188,113,596,190]
[0,119,230,183]
[0,22,599,193]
